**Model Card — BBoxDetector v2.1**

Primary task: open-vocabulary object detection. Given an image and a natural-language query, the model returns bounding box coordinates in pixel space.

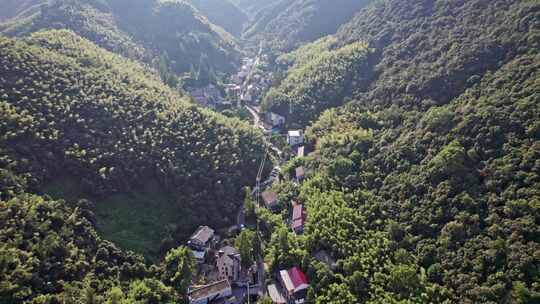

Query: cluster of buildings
[231,57,272,105]
[186,226,254,304]
[187,84,231,110]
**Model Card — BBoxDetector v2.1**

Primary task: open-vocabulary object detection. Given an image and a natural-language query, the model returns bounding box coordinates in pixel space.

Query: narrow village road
[245,105,261,129]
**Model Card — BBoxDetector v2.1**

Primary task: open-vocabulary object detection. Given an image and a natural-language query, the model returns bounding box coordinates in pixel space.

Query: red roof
[288,267,308,289]
[292,205,304,221]
[262,191,278,205]
[292,218,304,230]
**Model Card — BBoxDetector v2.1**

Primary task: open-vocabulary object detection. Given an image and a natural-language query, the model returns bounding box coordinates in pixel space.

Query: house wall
[217,256,239,282]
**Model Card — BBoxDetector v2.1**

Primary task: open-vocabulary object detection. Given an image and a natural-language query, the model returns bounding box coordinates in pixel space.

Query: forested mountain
[263,0,539,126]
[0,0,47,22]
[0,30,265,260]
[260,0,540,303]
[0,0,240,85]
[187,0,248,36]
[228,0,284,18]
[242,0,372,52]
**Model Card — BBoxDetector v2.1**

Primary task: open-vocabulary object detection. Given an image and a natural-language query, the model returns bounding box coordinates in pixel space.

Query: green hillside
[229,0,284,18]
[0,30,265,258]
[242,0,372,52]
[259,0,540,303]
[187,0,248,36]
[0,0,240,85]
[263,0,539,126]
[0,0,48,22]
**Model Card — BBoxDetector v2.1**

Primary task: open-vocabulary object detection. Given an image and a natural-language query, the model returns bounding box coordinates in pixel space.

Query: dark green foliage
[293,53,540,303]
[187,0,248,36]
[243,0,372,52]
[0,0,240,80]
[0,0,47,23]
[0,194,153,302]
[0,30,265,255]
[228,0,283,18]
[259,1,540,303]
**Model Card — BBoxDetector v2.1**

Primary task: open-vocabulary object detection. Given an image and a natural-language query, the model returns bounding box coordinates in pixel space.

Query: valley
[0,0,539,303]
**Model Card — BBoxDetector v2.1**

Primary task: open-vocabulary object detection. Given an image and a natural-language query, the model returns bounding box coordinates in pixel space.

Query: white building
[287,130,304,147]
[241,92,252,103]
[216,246,241,282]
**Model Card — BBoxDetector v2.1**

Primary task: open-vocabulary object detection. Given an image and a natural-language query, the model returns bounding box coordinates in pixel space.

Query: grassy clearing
[41,177,183,260]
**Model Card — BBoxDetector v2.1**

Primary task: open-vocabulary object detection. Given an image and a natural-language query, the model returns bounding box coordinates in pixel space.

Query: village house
[265,112,285,128]
[188,280,232,304]
[224,84,241,99]
[187,84,224,109]
[267,284,286,304]
[291,204,307,235]
[240,91,252,103]
[188,226,215,251]
[279,266,309,303]
[216,246,241,283]
[287,130,304,147]
[296,146,305,158]
[262,191,279,211]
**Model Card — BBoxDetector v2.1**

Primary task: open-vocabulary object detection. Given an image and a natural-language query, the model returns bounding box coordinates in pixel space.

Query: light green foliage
[315,283,358,304]
[235,229,256,269]
[262,41,373,126]
[163,247,195,294]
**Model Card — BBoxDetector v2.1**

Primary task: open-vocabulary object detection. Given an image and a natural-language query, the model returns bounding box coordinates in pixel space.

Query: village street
[187,46,309,304]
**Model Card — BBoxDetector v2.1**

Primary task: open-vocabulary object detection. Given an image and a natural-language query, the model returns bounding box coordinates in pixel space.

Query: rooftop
[288,266,309,291]
[292,204,304,221]
[297,146,305,158]
[292,218,305,230]
[191,250,206,260]
[295,167,305,178]
[189,280,231,301]
[268,284,287,304]
[219,245,238,256]
[190,226,215,244]
[262,191,278,204]
[288,130,302,137]
[314,250,337,269]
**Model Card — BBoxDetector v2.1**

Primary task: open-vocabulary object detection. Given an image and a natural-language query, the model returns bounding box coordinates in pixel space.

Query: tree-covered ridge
[243,0,372,52]
[186,0,248,36]
[229,0,284,18]
[0,30,265,255]
[284,53,540,303]
[0,0,47,23]
[244,0,371,52]
[0,0,240,80]
[262,40,374,126]
[264,0,539,128]
[336,0,540,107]
[0,191,200,303]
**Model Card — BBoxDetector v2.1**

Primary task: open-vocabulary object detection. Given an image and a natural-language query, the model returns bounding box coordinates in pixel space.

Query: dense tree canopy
[258,0,540,303]
[243,0,372,52]
[0,0,240,83]
[0,30,265,257]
